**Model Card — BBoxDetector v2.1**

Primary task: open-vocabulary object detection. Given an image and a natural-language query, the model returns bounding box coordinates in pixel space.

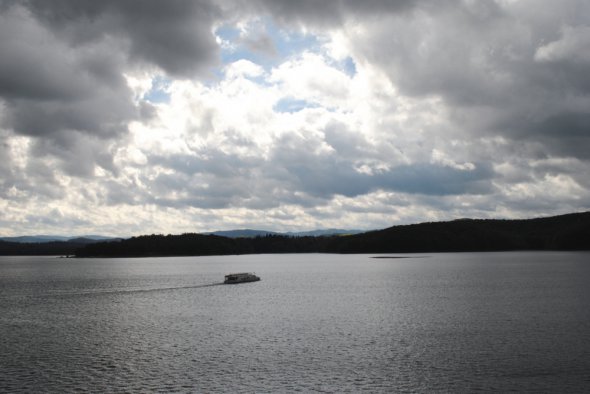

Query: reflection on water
[1,252,589,392]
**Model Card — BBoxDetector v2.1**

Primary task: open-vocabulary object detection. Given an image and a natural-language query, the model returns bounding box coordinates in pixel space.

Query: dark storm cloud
[270,132,494,199]
[0,3,134,109]
[381,163,494,196]
[0,0,227,176]
[248,0,437,27]
[137,150,267,209]
[19,0,223,78]
[514,112,590,160]
[0,132,66,201]
[0,4,131,176]
[0,132,15,198]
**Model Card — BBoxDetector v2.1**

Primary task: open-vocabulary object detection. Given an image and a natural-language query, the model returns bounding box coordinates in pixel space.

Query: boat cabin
[224,272,260,284]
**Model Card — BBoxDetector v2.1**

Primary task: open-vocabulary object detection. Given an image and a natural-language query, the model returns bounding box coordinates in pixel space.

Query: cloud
[331,0,590,162]
[535,26,590,64]
[270,52,352,106]
[122,111,494,214]
[248,0,423,28]
[0,130,16,198]
[1,0,589,236]
[239,29,278,57]
[17,0,224,78]
[269,128,493,199]
[0,4,140,176]
[0,0,232,177]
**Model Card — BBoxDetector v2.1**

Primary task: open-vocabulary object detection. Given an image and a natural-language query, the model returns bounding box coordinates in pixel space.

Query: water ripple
[2,253,590,392]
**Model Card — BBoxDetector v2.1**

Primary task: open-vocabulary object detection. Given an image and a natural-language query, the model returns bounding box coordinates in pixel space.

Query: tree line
[1,211,588,257]
[75,211,589,257]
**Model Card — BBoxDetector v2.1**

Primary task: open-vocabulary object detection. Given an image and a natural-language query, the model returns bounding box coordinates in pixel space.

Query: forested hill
[75,233,327,257]
[75,211,590,257]
[0,238,101,256]
[326,211,590,253]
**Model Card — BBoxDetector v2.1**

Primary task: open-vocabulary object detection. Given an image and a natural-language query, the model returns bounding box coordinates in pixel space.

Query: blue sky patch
[144,75,171,104]
[274,97,319,113]
[341,57,357,77]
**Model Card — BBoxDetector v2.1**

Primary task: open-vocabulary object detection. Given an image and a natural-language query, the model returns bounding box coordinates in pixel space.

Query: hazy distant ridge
[0,236,122,256]
[0,235,118,243]
[205,229,363,238]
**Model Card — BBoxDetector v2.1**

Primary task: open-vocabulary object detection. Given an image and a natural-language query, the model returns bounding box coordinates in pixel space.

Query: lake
[1,252,589,392]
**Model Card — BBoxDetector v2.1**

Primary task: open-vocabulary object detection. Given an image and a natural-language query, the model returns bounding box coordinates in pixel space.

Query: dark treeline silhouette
[325,211,590,253]
[74,211,590,257]
[76,233,327,257]
[1,212,588,257]
[0,240,89,256]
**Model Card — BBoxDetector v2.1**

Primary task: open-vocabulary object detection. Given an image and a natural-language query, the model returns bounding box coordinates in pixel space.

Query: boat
[224,272,261,284]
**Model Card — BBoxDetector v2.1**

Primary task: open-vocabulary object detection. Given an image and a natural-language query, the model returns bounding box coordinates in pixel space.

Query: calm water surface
[1,252,589,392]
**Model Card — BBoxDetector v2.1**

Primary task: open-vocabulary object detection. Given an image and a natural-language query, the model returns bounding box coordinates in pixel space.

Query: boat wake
[45,282,225,297]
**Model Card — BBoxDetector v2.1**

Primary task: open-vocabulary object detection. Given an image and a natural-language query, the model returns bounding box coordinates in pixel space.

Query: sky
[1,0,589,237]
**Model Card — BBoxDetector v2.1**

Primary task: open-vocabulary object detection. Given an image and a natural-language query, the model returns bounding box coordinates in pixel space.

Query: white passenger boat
[224,272,261,284]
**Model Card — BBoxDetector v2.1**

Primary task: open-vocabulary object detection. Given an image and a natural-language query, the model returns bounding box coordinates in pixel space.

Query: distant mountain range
[0,235,119,243]
[1,230,361,243]
[204,229,364,238]
[0,230,363,256]
[0,235,124,256]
